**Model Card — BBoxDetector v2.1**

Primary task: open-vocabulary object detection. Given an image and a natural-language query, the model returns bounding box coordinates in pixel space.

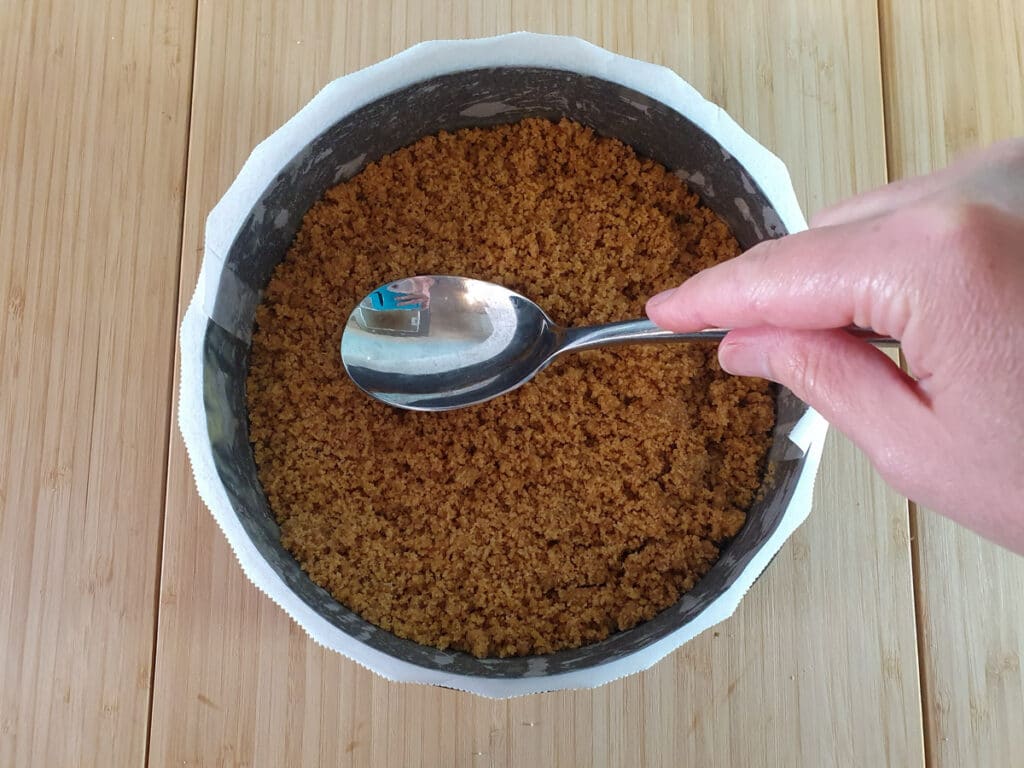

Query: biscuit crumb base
[247,118,774,658]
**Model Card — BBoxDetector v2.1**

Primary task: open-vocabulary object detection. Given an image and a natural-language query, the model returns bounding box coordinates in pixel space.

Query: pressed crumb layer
[247,118,774,658]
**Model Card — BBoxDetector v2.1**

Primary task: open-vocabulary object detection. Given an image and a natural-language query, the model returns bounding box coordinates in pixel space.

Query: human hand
[387,276,435,308]
[646,139,1024,553]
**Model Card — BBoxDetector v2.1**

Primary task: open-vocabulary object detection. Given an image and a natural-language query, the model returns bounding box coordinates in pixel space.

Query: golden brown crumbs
[246,118,774,658]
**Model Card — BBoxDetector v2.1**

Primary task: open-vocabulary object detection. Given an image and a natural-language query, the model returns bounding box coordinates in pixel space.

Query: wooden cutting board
[1,1,1020,765]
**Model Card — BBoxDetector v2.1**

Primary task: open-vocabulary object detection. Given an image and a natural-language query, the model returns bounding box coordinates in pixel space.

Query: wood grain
[150,2,925,766]
[879,1,1024,765]
[0,0,195,765]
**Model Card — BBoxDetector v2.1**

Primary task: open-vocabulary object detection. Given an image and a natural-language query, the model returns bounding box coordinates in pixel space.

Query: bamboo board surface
[0,1,195,765]
[1,1,1020,765]
[879,1,1024,764]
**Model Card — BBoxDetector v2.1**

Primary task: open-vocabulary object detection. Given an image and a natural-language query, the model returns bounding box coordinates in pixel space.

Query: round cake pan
[179,33,828,697]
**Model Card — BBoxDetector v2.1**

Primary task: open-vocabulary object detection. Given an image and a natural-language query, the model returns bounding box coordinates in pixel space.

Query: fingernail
[719,337,773,380]
[647,288,676,308]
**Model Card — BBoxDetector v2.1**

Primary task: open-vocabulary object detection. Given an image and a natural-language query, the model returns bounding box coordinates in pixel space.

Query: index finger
[645,212,924,337]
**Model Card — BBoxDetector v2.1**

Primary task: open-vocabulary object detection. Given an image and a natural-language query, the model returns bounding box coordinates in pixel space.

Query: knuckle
[736,241,781,315]
[771,333,862,426]
[774,333,828,400]
[739,238,779,273]
[909,200,1000,271]
[809,204,841,229]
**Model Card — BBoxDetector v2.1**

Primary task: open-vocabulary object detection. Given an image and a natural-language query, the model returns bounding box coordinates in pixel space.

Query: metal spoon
[340,275,897,411]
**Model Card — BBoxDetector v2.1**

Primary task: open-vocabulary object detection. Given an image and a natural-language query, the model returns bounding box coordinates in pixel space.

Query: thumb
[719,327,933,487]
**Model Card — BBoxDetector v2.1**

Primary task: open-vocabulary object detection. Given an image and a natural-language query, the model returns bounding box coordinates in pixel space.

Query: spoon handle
[557,319,898,355]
